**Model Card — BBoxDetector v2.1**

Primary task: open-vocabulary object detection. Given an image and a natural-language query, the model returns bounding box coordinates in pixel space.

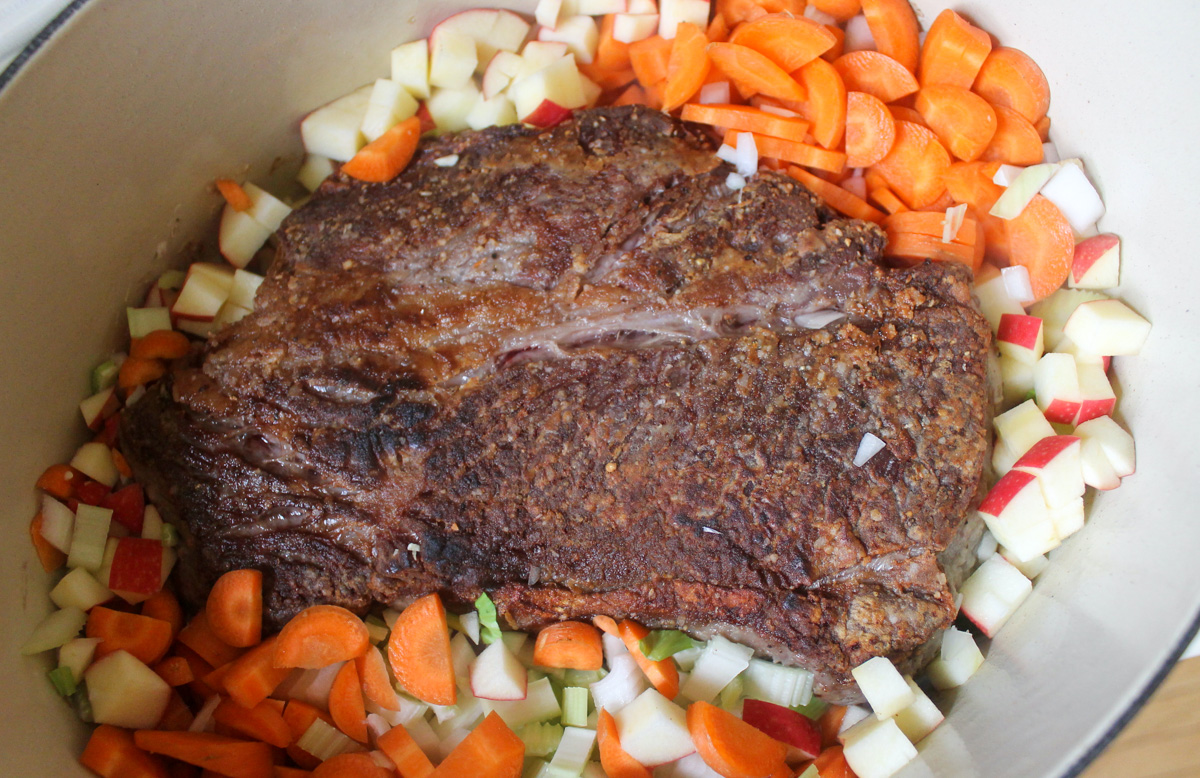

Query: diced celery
[445,611,463,634]
[561,686,589,728]
[48,666,78,697]
[484,677,561,730]
[679,636,753,703]
[364,615,389,644]
[673,645,703,671]
[638,629,699,662]
[718,675,743,711]
[160,524,180,548]
[90,359,120,394]
[549,726,597,775]
[518,721,564,758]
[126,306,173,338]
[793,695,828,721]
[741,657,815,708]
[475,592,502,644]
[562,668,606,688]
[297,718,361,760]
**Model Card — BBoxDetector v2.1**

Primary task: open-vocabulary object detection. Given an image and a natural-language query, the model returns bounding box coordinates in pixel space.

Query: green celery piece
[561,686,589,728]
[72,686,93,723]
[719,675,744,711]
[518,721,564,758]
[363,615,389,645]
[444,611,463,634]
[562,668,606,688]
[793,696,828,721]
[90,359,120,394]
[48,666,78,697]
[638,629,699,662]
[475,592,502,644]
[161,524,180,548]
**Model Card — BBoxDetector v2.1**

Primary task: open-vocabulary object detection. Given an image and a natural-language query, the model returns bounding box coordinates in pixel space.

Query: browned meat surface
[120,106,992,702]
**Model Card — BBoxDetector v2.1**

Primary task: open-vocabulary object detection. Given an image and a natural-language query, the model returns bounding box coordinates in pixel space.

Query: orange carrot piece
[274,769,312,778]
[206,569,263,649]
[680,103,810,142]
[133,731,275,778]
[980,105,1044,166]
[579,61,637,92]
[917,188,958,213]
[629,35,673,87]
[941,162,1009,265]
[884,231,977,268]
[328,660,369,743]
[687,700,789,778]
[175,646,218,699]
[812,744,853,778]
[717,0,805,27]
[869,186,909,215]
[312,753,392,778]
[612,83,651,108]
[82,724,170,778]
[273,604,369,670]
[142,590,185,640]
[914,84,997,162]
[223,635,293,709]
[356,643,401,711]
[111,448,133,479]
[387,593,456,706]
[178,609,246,669]
[918,9,992,89]
[972,46,1051,124]
[213,697,294,749]
[810,0,862,21]
[130,330,191,361]
[860,0,920,73]
[88,607,175,665]
[728,15,837,72]
[282,700,333,771]
[708,43,806,103]
[158,690,196,732]
[821,24,845,62]
[707,12,731,43]
[786,166,886,223]
[598,709,652,778]
[533,621,604,670]
[831,51,918,104]
[662,22,711,112]
[377,723,436,778]
[796,57,846,149]
[817,706,847,749]
[725,129,846,174]
[1005,194,1074,300]
[883,210,977,244]
[119,357,166,391]
[617,620,680,700]
[845,91,895,168]
[430,711,524,778]
[595,13,632,71]
[888,103,924,126]
[154,656,196,687]
[1035,115,1052,142]
[342,116,421,184]
[30,512,67,573]
[36,463,78,500]
[215,179,253,212]
[592,614,620,637]
[868,120,950,209]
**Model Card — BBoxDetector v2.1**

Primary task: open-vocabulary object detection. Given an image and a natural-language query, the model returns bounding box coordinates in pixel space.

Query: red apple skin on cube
[523,100,574,128]
[1012,435,1083,509]
[107,538,165,596]
[1033,353,1081,425]
[741,699,821,762]
[1069,234,1120,289]
[996,314,1045,365]
[1074,363,1116,424]
[978,469,1041,519]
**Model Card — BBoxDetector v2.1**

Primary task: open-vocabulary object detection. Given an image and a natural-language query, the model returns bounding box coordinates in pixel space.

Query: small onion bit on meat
[853,433,886,467]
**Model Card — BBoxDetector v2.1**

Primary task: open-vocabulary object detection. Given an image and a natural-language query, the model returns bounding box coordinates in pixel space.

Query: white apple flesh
[1033,352,1081,424]
[300,84,373,162]
[426,82,483,133]
[85,650,172,729]
[1073,362,1115,424]
[974,264,1027,332]
[977,469,1060,562]
[613,12,661,42]
[1062,298,1151,356]
[996,313,1044,365]
[361,78,419,142]
[892,678,943,744]
[998,355,1035,408]
[850,656,915,720]
[536,0,565,28]
[841,716,918,778]
[1012,434,1083,509]
[469,639,528,701]
[959,554,1033,638]
[993,400,1055,459]
[1039,161,1105,234]
[173,263,235,321]
[466,93,519,130]
[429,28,479,89]
[1076,415,1136,478]
[218,207,273,269]
[1069,233,1120,289]
[482,50,523,99]
[613,689,695,766]
[391,39,431,99]
[658,0,711,39]
[537,15,601,65]
[927,626,984,690]
[517,41,572,79]
[1028,287,1106,350]
[509,56,589,126]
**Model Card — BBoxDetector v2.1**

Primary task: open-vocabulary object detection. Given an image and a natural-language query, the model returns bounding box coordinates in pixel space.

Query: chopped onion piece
[844,14,876,52]
[434,154,460,167]
[1041,141,1060,164]
[942,203,968,244]
[591,636,646,714]
[715,144,738,165]
[757,104,798,118]
[793,310,845,329]
[1001,265,1035,304]
[189,695,221,733]
[992,164,1025,187]
[734,131,758,178]
[1039,161,1105,234]
[698,81,731,105]
[804,5,837,24]
[842,174,867,200]
[725,172,746,191]
[853,433,886,467]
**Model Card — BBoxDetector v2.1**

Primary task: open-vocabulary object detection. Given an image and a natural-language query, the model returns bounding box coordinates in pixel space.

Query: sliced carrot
[595,13,632,71]
[142,589,185,640]
[206,569,263,649]
[597,709,652,778]
[131,330,191,361]
[662,22,711,112]
[612,84,652,108]
[592,614,620,637]
[617,620,680,700]
[1005,194,1074,300]
[972,46,1051,124]
[787,167,885,223]
[845,91,895,168]
[728,15,837,72]
[708,43,806,103]
[174,646,217,699]
[213,697,293,748]
[215,179,253,212]
[37,463,79,500]
[273,604,369,670]
[356,643,401,711]
[681,103,810,142]
[223,635,293,709]
[980,105,1044,166]
[30,512,67,573]
[430,711,524,778]
[914,84,997,162]
[860,0,920,73]
[725,130,846,174]
[687,700,789,778]
[119,357,166,391]
[629,35,673,87]
[918,189,958,213]
[312,753,392,778]
[812,745,853,778]
[1035,114,1052,142]
[717,0,805,27]
[112,448,133,479]
[178,609,246,669]
[888,103,924,126]
[869,186,909,215]
[810,0,862,21]
[342,115,421,184]
[274,769,313,778]
[795,57,846,150]
[579,61,637,92]
[821,24,845,62]
[282,701,333,771]
[884,210,977,244]
[942,161,1010,265]
[918,9,992,89]
[533,621,604,671]
[868,120,950,209]
[817,706,847,749]
[328,660,369,743]
[133,731,275,778]
[158,690,196,732]
[154,656,196,687]
[387,593,456,706]
[884,232,977,268]
[707,12,731,43]
[88,607,175,665]
[81,724,169,778]
[831,51,918,104]
[377,723,435,778]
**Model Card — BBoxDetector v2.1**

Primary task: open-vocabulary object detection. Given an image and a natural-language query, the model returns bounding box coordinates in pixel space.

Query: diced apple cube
[80,386,118,431]
[977,469,1060,562]
[1013,435,1083,509]
[841,716,918,778]
[892,678,943,744]
[391,39,431,99]
[297,154,335,193]
[483,677,561,729]
[628,0,658,12]
[50,566,113,611]
[1047,496,1085,539]
[300,85,373,162]
[1028,287,1106,350]
[996,314,1044,365]
[658,0,710,39]
[1070,234,1120,289]
[127,306,173,338]
[927,626,984,690]
[361,78,420,142]
[1074,363,1115,424]
[613,689,695,766]
[488,12,534,64]
[425,83,483,134]
[1076,415,1135,478]
[218,207,272,269]
[1079,436,1121,490]
[227,269,265,311]
[998,355,1035,408]
[243,183,291,232]
[173,263,236,321]
[70,441,118,487]
[482,50,523,99]
[741,699,820,761]
[86,650,172,729]
[974,264,1026,332]
[517,41,571,79]
[1033,353,1081,424]
[959,554,1032,637]
[470,639,528,701]
[850,656,914,720]
[58,637,102,683]
[429,28,479,89]
[999,547,1049,578]
[993,400,1055,459]
[536,0,566,28]
[1039,162,1105,234]
[576,0,628,13]
[1062,298,1151,356]
[40,495,75,553]
[1056,334,1110,370]
[466,93,518,130]
[538,15,601,64]
[510,57,589,126]
[613,12,660,43]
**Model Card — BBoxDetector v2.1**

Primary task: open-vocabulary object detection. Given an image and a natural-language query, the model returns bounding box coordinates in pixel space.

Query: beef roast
[120,106,993,702]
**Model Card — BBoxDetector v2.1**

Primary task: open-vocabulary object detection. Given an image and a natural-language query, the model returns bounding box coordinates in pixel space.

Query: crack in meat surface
[120,106,992,702]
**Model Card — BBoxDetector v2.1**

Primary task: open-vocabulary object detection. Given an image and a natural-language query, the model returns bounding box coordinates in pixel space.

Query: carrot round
[357,643,401,711]
[119,357,166,391]
[796,57,846,150]
[717,0,805,27]
[212,697,293,748]
[845,91,895,168]
[914,84,997,162]
[130,330,191,361]
[206,569,263,648]
[888,104,925,126]
[142,589,185,640]
[342,115,421,184]
[869,186,908,215]
[312,752,393,778]
[884,210,977,244]
[884,231,977,269]
[377,723,436,778]
[687,700,789,778]
[36,463,78,500]
[224,635,294,709]
[29,512,67,573]
[87,607,175,665]
[860,0,920,73]
[707,13,731,43]
[728,14,837,72]
[152,656,195,687]
[726,130,846,174]
[1005,194,1074,300]
[598,709,652,778]
[133,731,274,778]
[919,9,992,89]
[387,593,456,706]
[787,167,885,223]
[629,35,673,87]
[329,660,369,743]
[809,0,862,22]
[433,711,524,777]
[831,51,918,104]
[972,46,1051,124]
[979,105,1044,166]
[274,604,370,669]
[618,620,680,700]
[81,724,169,778]
[707,43,807,103]
[662,23,711,112]
[533,621,604,670]
[869,120,950,209]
